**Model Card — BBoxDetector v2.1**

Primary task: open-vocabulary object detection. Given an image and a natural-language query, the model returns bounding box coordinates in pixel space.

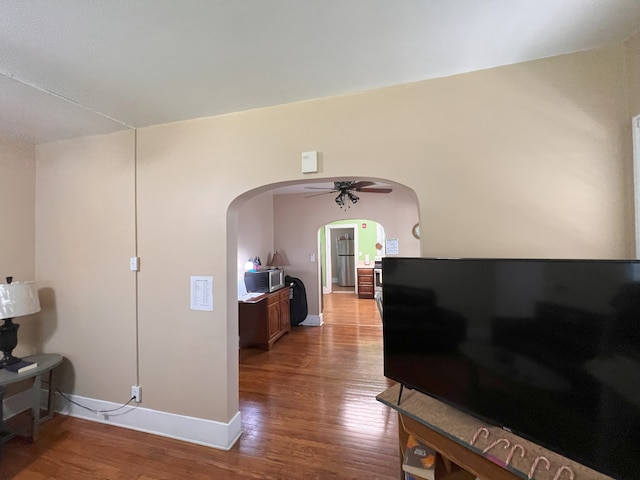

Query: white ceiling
[1,0,640,145]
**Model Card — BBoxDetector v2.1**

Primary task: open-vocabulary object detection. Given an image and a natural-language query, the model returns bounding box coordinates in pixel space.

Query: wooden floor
[1,293,399,479]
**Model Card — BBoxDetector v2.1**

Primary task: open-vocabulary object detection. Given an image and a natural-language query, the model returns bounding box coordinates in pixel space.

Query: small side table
[0,353,63,450]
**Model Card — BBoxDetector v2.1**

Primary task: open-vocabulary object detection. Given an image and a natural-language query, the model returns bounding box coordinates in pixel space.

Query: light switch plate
[129,257,140,271]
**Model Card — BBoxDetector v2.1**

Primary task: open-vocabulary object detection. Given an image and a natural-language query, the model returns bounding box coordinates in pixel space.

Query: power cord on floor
[56,390,136,414]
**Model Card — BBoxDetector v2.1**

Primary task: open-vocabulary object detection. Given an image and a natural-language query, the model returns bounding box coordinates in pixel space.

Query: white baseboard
[55,392,242,451]
[299,313,323,326]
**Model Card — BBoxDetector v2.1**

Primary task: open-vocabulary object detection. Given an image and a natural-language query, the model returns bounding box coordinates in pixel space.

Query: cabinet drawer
[358,287,374,299]
[267,293,280,306]
[278,288,290,301]
[357,270,374,276]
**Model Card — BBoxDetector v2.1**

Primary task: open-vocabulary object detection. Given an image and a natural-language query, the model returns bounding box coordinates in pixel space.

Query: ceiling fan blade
[359,187,393,194]
[349,181,375,190]
[305,191,338,198]
[305,186,337,190]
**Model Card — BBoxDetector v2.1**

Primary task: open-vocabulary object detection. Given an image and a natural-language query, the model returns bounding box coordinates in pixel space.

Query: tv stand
[377,384,614,480]
[397,383,404,405]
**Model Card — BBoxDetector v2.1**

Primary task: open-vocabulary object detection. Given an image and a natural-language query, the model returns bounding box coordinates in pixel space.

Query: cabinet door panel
[267,302,280,338]
[280,289,290,330]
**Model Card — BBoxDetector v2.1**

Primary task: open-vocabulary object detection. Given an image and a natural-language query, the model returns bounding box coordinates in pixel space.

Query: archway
[228,176,420,434]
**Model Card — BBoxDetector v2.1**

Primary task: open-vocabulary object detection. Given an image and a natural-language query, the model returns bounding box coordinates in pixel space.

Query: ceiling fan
[305,181,393,209]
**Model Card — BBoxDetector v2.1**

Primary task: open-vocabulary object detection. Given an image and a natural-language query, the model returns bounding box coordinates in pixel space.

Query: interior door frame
[323,223,359,294]
[633,114,640,258]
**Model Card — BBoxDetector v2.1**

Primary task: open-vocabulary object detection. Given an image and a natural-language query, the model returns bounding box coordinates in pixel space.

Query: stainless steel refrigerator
[336,238,355,286]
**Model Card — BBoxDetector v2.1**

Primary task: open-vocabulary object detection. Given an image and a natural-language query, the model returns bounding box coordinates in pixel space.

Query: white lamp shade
[0,281,41,319]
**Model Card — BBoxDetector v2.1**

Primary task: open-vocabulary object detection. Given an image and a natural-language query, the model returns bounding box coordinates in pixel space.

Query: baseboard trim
[299,313,323,326]
[55,392,242,450]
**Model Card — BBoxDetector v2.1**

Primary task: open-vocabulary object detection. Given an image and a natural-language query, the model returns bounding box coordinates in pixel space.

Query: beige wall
[35,131,137,399]
[0,138,36,281]
[625,31,640,118]
[237,191,275,292]
[625,32,640,257]
[273,187,420,315]
[33,45,634,429]
[0,138,38,358]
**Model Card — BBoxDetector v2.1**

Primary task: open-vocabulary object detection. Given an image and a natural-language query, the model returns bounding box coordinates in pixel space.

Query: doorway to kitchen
[324,224,357,294]
[321,219,386,297]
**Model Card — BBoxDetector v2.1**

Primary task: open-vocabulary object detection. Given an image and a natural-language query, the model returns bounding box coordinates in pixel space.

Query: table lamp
[269,251,287,269]
[0,277,41,368]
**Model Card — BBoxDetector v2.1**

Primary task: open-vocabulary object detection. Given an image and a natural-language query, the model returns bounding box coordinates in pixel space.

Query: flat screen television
[382,257,640,480]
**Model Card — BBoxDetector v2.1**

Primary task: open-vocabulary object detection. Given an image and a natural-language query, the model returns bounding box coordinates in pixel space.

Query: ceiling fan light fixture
[306,180,391,209]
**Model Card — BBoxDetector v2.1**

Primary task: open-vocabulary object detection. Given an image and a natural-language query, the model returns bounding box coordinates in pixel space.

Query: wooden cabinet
[279,288,290,330]
[357,268,374,299]
[267,292,281,339]
[239,287,291,350]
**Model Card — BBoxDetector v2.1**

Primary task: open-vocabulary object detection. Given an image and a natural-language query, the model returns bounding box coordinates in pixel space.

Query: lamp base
[0,318,20,369]
[0,353,20,369]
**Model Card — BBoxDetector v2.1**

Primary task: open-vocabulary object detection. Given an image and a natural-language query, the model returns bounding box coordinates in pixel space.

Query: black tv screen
[382,257,640,480]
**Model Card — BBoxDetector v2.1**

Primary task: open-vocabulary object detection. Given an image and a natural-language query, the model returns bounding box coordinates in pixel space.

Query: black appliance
[243,269,285,293]
[382,257,640,480]
[286,275,308,326]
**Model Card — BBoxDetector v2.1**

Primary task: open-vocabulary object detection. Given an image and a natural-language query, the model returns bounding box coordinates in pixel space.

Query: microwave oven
[244,269,286,293]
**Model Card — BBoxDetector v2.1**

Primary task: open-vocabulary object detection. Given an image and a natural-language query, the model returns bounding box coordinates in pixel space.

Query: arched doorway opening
[228,176,420,432]
[321,219,385,295]
[230,176,420,326]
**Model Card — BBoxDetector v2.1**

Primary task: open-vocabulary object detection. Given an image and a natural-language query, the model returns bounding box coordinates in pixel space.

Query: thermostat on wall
[301,151,318,173]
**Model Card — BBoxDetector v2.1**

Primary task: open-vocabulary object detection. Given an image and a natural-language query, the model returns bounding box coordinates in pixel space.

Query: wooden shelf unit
[357,267,374,299]
[239,287,291,350]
